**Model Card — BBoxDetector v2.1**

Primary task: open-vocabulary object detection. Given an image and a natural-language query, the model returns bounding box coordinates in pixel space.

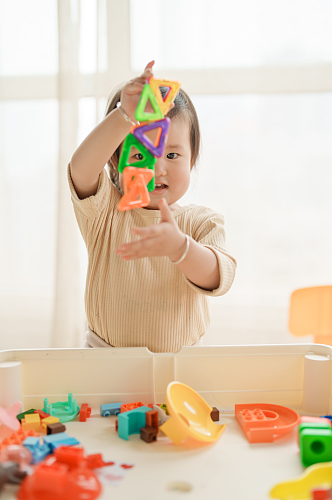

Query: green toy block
[135,84,164,122]
[299,422,332,434]
[17,409,36,422]
[299,427,332,467]
[42,393,80,423]
[118,407,151,441]
[118,134,156,191]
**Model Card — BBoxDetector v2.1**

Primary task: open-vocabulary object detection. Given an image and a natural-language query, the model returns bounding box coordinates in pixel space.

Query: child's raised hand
[120,61,155,122]
[116,199,188,262]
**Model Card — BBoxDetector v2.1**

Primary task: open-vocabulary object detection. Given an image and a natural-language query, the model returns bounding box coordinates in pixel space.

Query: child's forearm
[172,238,220,291]
[70,108,131,198]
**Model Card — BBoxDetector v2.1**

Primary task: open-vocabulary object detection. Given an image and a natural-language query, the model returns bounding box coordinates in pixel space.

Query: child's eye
[133,153,144,160]
[167,153,179,159]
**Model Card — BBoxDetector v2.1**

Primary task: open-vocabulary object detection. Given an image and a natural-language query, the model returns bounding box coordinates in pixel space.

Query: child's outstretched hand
[120,61,155,122]
[116,199,188,262]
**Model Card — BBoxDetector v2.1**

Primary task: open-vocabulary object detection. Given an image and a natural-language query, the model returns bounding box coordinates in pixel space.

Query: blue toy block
[29,443,52,464]
[23,437,39,447]
[118,407,151,441]
[100,403,122,417]
[51,437,80,449]
[321,415,332,422]
[43,432,70,444]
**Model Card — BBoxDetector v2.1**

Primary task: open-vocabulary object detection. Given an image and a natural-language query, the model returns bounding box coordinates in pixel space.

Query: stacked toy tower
[117,77,181,211]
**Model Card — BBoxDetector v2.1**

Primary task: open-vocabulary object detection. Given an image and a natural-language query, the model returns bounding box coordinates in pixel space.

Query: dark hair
[104,83,201,191]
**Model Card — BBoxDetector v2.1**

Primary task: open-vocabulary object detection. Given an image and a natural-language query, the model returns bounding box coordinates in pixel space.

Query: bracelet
[171,235,190,265]
[116,102,139,127]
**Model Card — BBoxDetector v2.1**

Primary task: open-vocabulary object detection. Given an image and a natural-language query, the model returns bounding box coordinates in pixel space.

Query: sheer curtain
[0,0,331,350]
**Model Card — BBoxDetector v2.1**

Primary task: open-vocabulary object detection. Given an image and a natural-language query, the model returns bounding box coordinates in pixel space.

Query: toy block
[47,422,66,435]
[210,407,219,422]
[135,83,164,122]
[34,409,50,420]
[0,428,39,452]
[44,432,70,445]
[299,427,332,467]
[123,165,154,194]
[42,393,80,423]
[118,407,151,441]
[115,419,118,432]
[148,77,181,115]
[146,410,159,431]
[16,408,36,422]
[79,404,92,422]
[133,118,170,157]
[21,413,41,432]
[41,416,60,432]
[51,437,80,449]
[118,169,153,211]
[23,436,39,447]
[140,425,158,443]
[121,402,145,413]
[312,488,332,500]
[118,134,156,174]
[100,403,122,417]
[54,446,86,469]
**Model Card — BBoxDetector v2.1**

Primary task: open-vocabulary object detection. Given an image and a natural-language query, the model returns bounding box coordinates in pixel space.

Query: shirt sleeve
[67,163,121,246]
[183,209,237,297]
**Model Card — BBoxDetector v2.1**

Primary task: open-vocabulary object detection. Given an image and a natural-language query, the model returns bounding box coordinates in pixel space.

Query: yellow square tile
[21,413,40,432]
[41,416,59,432]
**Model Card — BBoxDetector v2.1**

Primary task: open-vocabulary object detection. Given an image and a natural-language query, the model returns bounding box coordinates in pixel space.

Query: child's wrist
[169,235,190,265]
[116,102,139,127]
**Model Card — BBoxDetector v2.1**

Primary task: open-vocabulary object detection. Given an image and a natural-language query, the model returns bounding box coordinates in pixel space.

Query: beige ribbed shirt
[68,165,237,352]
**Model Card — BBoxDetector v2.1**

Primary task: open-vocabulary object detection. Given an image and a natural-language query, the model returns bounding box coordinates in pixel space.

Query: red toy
[79,404,91,422]
[235,403,300,443]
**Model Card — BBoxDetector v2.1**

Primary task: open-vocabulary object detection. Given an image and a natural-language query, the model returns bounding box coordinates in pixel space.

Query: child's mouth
[152,184,168,195]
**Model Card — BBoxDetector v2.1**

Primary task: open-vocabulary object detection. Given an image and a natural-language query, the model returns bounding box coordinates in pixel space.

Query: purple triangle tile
[133,118,170,157]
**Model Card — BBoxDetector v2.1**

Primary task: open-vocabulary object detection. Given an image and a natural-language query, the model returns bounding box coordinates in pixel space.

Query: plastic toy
[17,460,102,500]
[44,432,80,450]
[133,118,170,157]
[0,401,22,431]
[312,488,332,499]
[23,436,52,464]
[322,416,332,423]
[121,402,145,413]
[140,425,158,443]
[117,406,151,441]
[0,428,39,452]
[270,461,332,500]
[118,134,156,174]
[297,417,332,445]
[235,403,300,443]
[210,407,219,422]
[100,403,122,417]
[299,426,332,467]
[289,286,332,344]
[21,412,40,432]
[47,422,66,435]
[148,77,181,115]
[146,410,158,431]
[34,410,50,420]
[42,393,80,423]
[159,381,226,445]
[135,83,164,122]
[41,416,60,432]
[118,167,154,212]
[160,403,169,415]
[16,409,35,422]
[79,404,91,422]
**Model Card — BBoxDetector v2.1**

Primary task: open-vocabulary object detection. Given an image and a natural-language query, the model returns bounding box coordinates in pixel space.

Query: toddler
[68,61,237,352]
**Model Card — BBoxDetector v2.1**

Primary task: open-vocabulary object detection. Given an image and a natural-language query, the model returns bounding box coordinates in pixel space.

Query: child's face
[119,115,192,210]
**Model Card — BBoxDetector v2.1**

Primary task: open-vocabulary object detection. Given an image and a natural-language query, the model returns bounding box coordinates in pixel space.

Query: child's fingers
[117,237,159,258]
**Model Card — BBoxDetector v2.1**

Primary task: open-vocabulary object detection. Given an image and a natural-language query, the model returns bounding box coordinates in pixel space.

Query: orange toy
[289,286,332,345]
[118,167,154,212]
[0,428,39,452]
[235,403,300,443]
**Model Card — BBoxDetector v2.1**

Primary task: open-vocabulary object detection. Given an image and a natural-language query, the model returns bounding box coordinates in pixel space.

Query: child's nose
[154,159,167,177]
